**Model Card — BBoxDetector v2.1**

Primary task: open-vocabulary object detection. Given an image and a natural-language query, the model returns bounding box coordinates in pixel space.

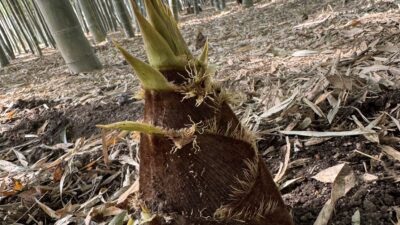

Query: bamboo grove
[0,0,248,70]
[0,0,132,69]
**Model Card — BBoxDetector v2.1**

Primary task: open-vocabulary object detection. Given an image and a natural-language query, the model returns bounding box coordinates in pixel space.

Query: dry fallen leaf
[13,179,23,192]
[380,145,400,162]
[351,209,360,225]
[362,173,378,182]
[0,160,25,172]
[313,163,346,183]
[53,165,64,182]
[6,109,16,120]
[35,198,60,219]
[313,164,356,225]
[117,179,139,205]
[274,136,291,183]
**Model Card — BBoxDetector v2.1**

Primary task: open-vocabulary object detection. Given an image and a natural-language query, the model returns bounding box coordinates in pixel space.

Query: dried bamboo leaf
[0,160,25,172]
[303,98,326,118]
[280,177,303,190]
[117,179,139,204]
[260,90,298,119]
[315,91,333,105]
[380,145,400,162]
[389,115,400,132]
[54,215,74,225]
[291,50,319,57]
[331,164,356,202]
[12,149,28,167]
[280,129,373,137]
[327,99,341,124]
[274,137,291,183]
[109,211,127,225]
[313,163,346,184]
[313,199,334,225]
[35,198,60,219]
[313,164,356,225]
[351,210,360,225]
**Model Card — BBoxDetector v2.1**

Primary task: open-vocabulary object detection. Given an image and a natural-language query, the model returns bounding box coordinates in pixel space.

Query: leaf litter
[1,0,400,224]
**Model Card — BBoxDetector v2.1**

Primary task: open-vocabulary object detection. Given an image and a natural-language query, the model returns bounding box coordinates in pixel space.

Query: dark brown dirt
[3,90,399,225]
[0,97,143,149]
[257,88,400,225]
[277,135,400,225]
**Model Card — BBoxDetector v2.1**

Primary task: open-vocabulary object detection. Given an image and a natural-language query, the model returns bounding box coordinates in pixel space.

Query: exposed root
[178,61,216,106]
[167,124,199,153]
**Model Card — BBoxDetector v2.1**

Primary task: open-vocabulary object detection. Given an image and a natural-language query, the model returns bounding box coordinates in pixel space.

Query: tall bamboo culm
[36,0,102,73]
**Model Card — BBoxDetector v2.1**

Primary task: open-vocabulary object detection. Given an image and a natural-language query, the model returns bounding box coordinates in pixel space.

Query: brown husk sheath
[137,72,293,225]
[100,0,295,223]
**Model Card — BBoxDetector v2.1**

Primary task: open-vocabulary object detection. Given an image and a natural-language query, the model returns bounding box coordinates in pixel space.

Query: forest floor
[1,0,400,224]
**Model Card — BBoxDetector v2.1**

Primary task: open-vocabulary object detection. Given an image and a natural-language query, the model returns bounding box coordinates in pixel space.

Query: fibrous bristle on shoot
[214,157,280,221]
[203,117,258,149]
[179,62,215,106]
[229,158,260,201]
[214,87,244,107]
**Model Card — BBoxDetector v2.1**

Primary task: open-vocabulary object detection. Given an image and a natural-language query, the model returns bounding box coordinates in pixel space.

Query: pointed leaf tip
[144,0,192,57]
[113,43,175,91]
[129,0,186,70]
[199,39,209,65]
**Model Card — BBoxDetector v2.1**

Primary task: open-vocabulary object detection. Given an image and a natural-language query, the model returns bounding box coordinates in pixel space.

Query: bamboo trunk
[220,0,226,9]
[99,0,111,31]
[112,0,135,38]
[72,0,90,34]
[8,0,42,56]
[21,0,48,48]
[105,0,119,32]
[31,0,56,48]
[0,0,29,53]
[194,0,199,14]
[0,23,15,59]
[0,43,10,67]
[243,0,253,8]
[214,0,221,10]
[78,0,107,43]
[0,17,21,54]
[90,1,107,33]
[36,0,102,73]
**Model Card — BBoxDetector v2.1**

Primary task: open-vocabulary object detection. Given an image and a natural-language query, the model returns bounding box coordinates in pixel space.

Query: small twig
[354,150,381,162]
[15,193,47,223]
